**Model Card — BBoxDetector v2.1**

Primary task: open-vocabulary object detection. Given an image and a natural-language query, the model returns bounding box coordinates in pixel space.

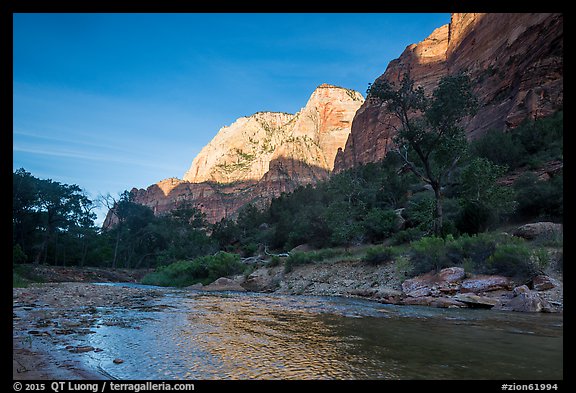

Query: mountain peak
[183,84,364,185]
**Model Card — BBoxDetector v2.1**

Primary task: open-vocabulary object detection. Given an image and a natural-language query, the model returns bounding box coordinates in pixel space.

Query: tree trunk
[80,240,87,267]
[113,228,120,269]
[433,185,443,236]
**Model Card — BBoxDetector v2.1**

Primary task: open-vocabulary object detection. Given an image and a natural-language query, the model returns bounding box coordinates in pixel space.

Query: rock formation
[104,84,363,226]
[334,13,563,172]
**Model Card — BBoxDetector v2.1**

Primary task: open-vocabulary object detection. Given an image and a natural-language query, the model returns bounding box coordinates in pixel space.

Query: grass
[13,271,29,288]
[141,252,244,287]
[276,223,562,283]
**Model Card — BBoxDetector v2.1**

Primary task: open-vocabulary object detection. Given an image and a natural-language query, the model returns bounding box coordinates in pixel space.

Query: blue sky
[13,13,450,224]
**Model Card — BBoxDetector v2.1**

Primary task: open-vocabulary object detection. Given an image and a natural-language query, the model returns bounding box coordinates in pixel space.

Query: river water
[74,284,562,380]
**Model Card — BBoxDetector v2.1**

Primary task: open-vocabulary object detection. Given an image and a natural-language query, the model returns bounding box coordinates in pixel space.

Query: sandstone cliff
[334,13,563,172]
[104,84,363,226]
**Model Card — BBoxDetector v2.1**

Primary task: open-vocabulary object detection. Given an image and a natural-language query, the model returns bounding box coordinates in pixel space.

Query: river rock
[531,275,557,291]
[453,293,499,309]
[507,285,554,312]
[460,275,512,293]
[429,297,467,308]
[437,267,466,283]
[202,277,246,292]
[513,222,562,240]
[243,268,281,292]
[350,288,403,302]
[401,272,435,297]
[400,296,437,307]
[400,296,466,308]
[185,283,204,290]
[68,346,95,353]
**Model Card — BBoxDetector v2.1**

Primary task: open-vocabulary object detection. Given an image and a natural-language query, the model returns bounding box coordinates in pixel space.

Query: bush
[363,208,397,241]
[513,173,563,221]
[13,244,28,264]
[13,271,28,288]
[470,129,525,169]
[240,242,258,258]
[362,246,397,266]
[487,243,537,281]
[284,252,314,273]
[409,236,451,276]
[142,252,243,287]
[392,228,424,245]
[395,255,412,280]
[268,255,281,267]
[445,233,498,272]
[283,249,343,273]
[456,201,493,234]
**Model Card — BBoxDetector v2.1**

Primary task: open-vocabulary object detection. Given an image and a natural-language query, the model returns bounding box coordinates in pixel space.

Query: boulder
[290,244,313,253]
[453,293,499,309]
[437,267,466,283]
[401,273,435,297]
[460,275,512,293]
[202,277,246,292]
[402,267,466,297]
[513,222,562,240]
[531,275,557,291]
[185,283,204,290]
[242,268,280,292]
[507,285,554,312]
[429,297,467,308]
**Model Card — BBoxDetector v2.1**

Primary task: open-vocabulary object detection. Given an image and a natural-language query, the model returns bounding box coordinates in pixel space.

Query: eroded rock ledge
[237,262,562,313]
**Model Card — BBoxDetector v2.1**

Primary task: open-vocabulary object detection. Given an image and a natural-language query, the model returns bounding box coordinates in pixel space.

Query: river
[65,283,564,380]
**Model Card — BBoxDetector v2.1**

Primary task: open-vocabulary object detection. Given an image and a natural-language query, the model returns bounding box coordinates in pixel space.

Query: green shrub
[141,252,243,287]
[487,243,536,281]
[268,255,281,267]
[395,255,412,280]
[513,173,563,221]
[282,249,343,273]
[284,252,314,273]
[445,233,498,272]
[470,129,525,169]
[13,271,28,288]
[532,248,550,271]
[409,236,450,276]
[392,228,424,245]
[362,246,396,266]
[13,244,28,264]
[204,252,244,280]
[363,208,397,241]
[240,242,258,258]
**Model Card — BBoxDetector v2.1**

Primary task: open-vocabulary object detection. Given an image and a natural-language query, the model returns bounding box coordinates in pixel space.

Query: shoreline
[13,337,106,380]
[13,263,563,380]
[13,282,164,380]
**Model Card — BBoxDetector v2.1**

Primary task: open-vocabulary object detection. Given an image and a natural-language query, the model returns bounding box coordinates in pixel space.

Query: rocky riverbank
[238,260,563,313]
[13,283,164,380]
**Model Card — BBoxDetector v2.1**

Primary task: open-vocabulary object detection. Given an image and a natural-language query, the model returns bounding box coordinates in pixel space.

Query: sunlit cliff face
[183,84,363,185]
[334,13,563,172]
[103,85,363,227]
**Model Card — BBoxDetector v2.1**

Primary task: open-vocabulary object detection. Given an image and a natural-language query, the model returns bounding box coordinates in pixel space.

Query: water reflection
[82,290,562,380]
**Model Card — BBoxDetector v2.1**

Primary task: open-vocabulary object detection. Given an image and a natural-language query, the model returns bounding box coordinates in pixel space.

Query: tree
[367,73,477,235]
[457,157,516,233]
[13,169,97,265]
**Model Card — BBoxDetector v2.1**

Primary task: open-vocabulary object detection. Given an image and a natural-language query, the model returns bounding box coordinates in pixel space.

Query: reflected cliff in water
[81,288,562,380]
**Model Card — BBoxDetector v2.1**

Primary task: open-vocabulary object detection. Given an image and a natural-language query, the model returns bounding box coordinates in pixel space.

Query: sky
[13,13,451,224]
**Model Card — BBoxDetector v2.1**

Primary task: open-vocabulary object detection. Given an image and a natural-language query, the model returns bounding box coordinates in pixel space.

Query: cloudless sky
[13,13,450,224]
